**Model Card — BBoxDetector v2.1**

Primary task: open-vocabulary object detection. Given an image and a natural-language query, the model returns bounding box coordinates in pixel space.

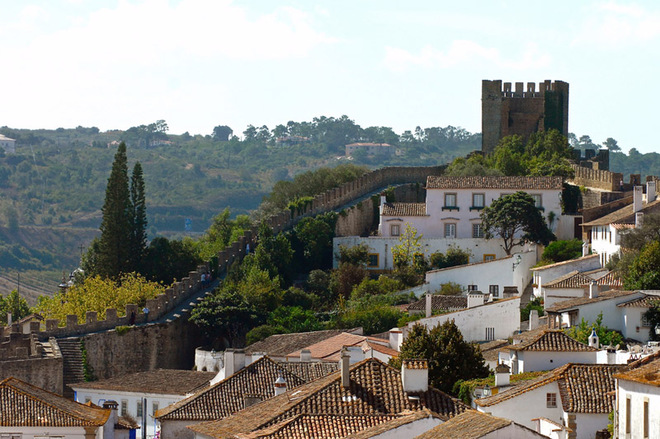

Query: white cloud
[383,41,550,72]
[571,1,660,48]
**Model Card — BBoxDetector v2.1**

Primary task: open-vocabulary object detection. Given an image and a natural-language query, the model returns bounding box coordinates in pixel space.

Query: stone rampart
[569,164,623,192]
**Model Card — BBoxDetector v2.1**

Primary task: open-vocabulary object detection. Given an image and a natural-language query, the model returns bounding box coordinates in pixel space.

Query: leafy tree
[603,137,620,151]
[564,313,623,347]
[212,125,233,141]
[3,205,18,231]
[481,191,555,255]
[350,276,405,300]
[142,237,201,284]
[330,262,367,300]
[521,296,544,321]
[337,243,370,266]
[541,239,583,263]
[429,246,471,269]
[444,155,503,177]
[332,305,403,335]
[390,321,489,394]
[392,223,422,268]
[623,241,660,290]
[295,216,334,269]
[267,306,322,333]
[436,282,463,296]
[253,222,294,283]
[642,303,660,341]
[620,214,660,250]
[0,290,31,325]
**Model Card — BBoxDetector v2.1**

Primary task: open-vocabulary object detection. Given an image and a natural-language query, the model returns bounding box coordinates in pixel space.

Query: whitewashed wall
[617,379,660,439]
[517,350,597,373]
[532,255,601,298]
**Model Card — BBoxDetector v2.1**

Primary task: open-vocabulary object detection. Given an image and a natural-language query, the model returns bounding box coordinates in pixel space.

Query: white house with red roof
[614,353,660,438]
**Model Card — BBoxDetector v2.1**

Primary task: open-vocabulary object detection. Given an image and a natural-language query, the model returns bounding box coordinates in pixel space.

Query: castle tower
[481,80,569,154]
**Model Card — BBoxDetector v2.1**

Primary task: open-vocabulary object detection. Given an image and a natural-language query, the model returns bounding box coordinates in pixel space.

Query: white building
[0,134,16,153]
[531,254,603,299]
[71,369,216,439]
[539,269,621,310]
[416,409,548,438]
[614,353,660,439]
[475,363,624,438]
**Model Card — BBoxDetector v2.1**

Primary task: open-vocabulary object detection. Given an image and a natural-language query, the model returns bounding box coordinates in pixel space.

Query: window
[443,193,458,210]
[644,399,649,438]
[626,396,631,434]
[153,401,159,415]
[483,254,495,262]
[121,399,128,416]
[489,285,499,297]
[546,393,557,408]
[471,193,485,210]
[467,284,478,292]
[367,254,379,268]
[137,399,143,418]
[531,194,543,209]
[485,327,495,340]
[472,223,484,238]
[390,224,400,236]
[642,313,652,327]
[444,223,456,238]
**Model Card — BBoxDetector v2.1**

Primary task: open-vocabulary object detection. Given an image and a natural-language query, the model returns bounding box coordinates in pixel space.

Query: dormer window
[443,193,459,211]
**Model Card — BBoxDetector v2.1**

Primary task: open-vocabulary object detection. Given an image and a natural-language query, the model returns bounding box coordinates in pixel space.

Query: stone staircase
[56,338,85,398]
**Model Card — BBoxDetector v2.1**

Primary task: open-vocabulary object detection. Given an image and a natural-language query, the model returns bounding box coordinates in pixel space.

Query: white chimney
[633,185,643,213]
[223,348,245,378]
[494,363,510,387]
[102,400,119,439]
[250,352,265,364]
[340,348,350,389]
[467,291,485,308]
[528,309,539,331]
[401,359,428,393]
[647,181,657,203]
[636,212,644,228]
[389,328,403,351]
[345,345,364,364]
[589,280,599,299]
[300,349,312,362]
[582,241,590,257]
[274,376,287,396]
[425,293,432,318]
[588,328,599,349]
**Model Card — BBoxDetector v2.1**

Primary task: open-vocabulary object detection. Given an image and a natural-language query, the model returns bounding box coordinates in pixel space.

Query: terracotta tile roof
[117,416,140,430]
[365,341,399,358]
[507,330,596,352]
[0,377,110,427]
[616,293,660,308]
[612,223,635,230]
[531,254,599,272]
[478,340,511,362]
[188,358,468,438]
[237,413,399,438]
[246,329,355,357]
[286,333,395,362]
[344,409,440,438]
[156,356,337,421]
[582,199,660,226]
[476,364,623,413]
[545,290,639,313]
[543,271,594,289]
[614,354,660,387]
[403,359,428,369]
[414,410,522,439]
[426,176,563,190]
[407,295,468,312]
[70,369,216,395]
[381,202,427,217]
[595,271,623,288]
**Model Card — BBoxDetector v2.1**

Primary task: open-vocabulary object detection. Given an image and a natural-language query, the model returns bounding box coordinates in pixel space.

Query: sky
[1,0,659,153]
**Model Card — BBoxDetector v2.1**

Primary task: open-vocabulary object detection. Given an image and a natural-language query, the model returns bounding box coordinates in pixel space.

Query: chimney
[528,309,539,331]
[647,181,657,203]
[300,349,312,362]
[589,280,599,299]
[467,291,485,308]
[274,376,287,396]
[636,212,644,228]
[102,401,119,439]
[379,194,387,216]
[588,328,600,349]
[389,328,403,351]
[250,352,265,364]
[494,363,510,387]
[633,185,643,213]
[341,348,350,389]
[345,345,364,364]
[401,359,428,393]
[223,348,246,378]
[582,241,590,257]
[425,293,432,318]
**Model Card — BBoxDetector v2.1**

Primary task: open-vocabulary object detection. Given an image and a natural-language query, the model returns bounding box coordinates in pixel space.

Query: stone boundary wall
[1,166,442,342]
[569,164,622,192]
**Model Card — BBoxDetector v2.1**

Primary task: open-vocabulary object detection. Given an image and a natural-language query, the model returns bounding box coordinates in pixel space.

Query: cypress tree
[96,142,133,279]
[129,162,148,272]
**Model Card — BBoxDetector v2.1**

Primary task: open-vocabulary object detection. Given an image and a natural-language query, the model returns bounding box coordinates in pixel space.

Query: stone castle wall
[569,164,623,192]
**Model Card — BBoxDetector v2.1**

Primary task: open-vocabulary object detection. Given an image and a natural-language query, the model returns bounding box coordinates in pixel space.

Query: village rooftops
[286,332,398,362]
[531,254,600,272]
[595,270,623,288]
[582,198,660,226]
[475,363,623,413]
[0,377,110,427]
[426,175,563,190]
[155,356,338,422]
[614,356,660,387]
[542,270,596,289]
[187,358,468,438]
[70,369,217,396]
[414,409,546,439]
[505,330,597,352]
[245,328,358,357]
[381,202,427,217]
[407,295,468,313]
[544,289,639,313]
[616,292,660,308]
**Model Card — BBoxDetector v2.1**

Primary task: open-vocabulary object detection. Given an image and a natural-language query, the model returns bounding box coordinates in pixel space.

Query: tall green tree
[0,290,31,325]
[95,142,133,279]
[390,321,489,394]
[481,191,555,255]
[129,162,147,272]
